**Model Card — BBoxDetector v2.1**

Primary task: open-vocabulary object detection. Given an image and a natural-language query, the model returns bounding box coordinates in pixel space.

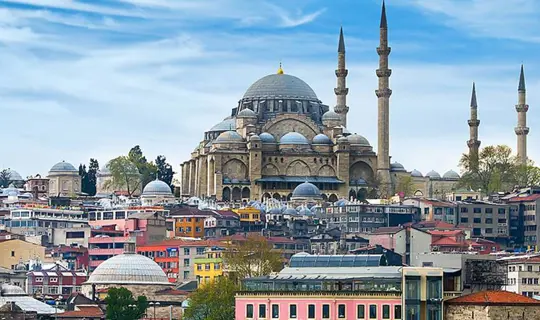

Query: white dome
[142,179,172,195]
[322,110,341,121]
[87,253,170,285]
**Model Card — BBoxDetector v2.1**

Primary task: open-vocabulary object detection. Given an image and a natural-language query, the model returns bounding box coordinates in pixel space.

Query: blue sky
[1,0,538,180]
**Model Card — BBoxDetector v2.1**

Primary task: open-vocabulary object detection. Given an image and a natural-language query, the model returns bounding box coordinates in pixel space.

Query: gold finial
[277,62,284,74]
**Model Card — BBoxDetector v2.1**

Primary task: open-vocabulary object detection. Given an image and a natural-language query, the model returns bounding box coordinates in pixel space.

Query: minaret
[467,82,481,171]
[376,0,392,197]
[334,27,349,127]
[515,64,529,165]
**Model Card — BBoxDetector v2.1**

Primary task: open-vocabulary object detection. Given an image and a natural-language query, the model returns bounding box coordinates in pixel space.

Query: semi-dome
[426,170,441,179]
[322,110,341,121]
[411,169,423,177]
[347,134,371,146]
[292,182,322,200]
[390,162,406,172]
[443,170,460,179]
[243,74,318,101]
[215,130,244,143]
[209,117,236,132]
[237,108,257,118]
[49,161,77,173]
[259,132,276,143]
[312,134,333,145]
[143,179,172,195]
[87,253,170,285]
[280,132,309,145]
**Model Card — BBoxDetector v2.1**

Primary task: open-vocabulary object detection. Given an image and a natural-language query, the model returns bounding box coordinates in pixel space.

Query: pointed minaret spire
[334,26,349,126]
[380,0,387,28]
[515,64,529,165]
[467,82,481,171]
[376,0,392,198]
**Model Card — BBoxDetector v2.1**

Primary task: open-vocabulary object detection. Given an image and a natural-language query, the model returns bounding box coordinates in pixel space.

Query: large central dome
[242,74,319,101]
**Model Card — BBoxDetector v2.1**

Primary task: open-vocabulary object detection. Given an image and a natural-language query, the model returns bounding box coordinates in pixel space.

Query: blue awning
[255,176,344,184]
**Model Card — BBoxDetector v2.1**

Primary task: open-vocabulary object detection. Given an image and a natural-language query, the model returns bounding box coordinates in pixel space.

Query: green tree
[104,156,141,197]
[514,161,540,187]
[183,277,239,320]
[128,145,157,187]
[223,235,283,281]
[79,164,89,194]
[155,155,174,189]
[104,287,148,320]
[87,158,99,196]
[0,169,11,188]
[395,175,414,197]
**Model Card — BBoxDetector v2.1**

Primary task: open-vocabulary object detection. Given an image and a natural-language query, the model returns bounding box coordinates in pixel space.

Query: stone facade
[47,161,81,197]
[445,304,540,320]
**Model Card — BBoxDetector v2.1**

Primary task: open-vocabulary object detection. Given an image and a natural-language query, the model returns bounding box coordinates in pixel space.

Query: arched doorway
[414,190,424,196]
[349,189,357,201]
[272,193,281,200]
[241,187,251,199]
[287,193,292,201]
[222,187,231,201]
[262,192,271,201]
[281,195,288,202]
[329,194,338,203]
[232,187,242,201]
[321,194,328,201]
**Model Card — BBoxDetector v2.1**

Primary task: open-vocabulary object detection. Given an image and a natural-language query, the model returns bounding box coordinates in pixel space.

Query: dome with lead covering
[209,117,236,132]
[215,131,244,143]
[443,170,460,179]
[312,134,332,145]
[3,169,23,182]
[237,108,257,118]
[86,253,170,285]
[259,132,276,143]
[280,132,309,145]
[390,162,406,172]
[143,179,172,195]
[49,161,77,173]
[292,182,322,200]
[411,169,423,177]
[347,134,371,147]
[426,170,441,179]
[322,110,341,121]
[243,74,319,101]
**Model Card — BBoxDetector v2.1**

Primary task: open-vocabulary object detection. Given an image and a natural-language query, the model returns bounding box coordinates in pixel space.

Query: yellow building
[194,248,224,286]
[0,239,46,269]
[233,207,261,223]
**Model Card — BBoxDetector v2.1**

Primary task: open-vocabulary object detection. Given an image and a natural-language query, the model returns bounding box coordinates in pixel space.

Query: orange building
[169,207,215,238]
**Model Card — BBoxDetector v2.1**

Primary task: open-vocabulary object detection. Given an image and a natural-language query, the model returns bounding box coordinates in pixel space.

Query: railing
[443,291,462,299]
[88,236,130,244]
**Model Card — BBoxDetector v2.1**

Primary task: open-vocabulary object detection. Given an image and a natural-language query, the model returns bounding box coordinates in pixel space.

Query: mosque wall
[262,114,320,141]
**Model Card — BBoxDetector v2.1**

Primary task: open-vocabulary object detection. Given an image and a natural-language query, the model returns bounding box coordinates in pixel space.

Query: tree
[0,169,11,188]
[223,235,283,281]
[514,161,540,187]
[104,287,148,320]
[79,164,88,194]
[87,158,99,196]
[183,277,239,320]
[104,156,141,197]
[128,145,157,187]
[459,145,518,194]
[155,155,174,189]
[395,175,414,197]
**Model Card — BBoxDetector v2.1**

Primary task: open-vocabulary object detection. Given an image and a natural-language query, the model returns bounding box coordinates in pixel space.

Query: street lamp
[149,302,160,319]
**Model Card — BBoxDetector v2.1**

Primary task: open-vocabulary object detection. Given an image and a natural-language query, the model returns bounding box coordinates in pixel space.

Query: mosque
[179,3,472,202]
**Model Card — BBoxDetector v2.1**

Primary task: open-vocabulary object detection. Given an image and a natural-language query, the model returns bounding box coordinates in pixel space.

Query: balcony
[444,291,462,299]
[88,236,130,244]
[88,248,124,256]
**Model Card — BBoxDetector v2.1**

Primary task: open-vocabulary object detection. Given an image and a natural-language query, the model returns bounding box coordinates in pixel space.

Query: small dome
[215,131,244,143]
[292,182,321,200]
[49,161,77,173]
[426,170,441,179]
[322,110,341,121]
[1,283,26,296]
[280,132,309,145]
[284,208,297,215]
[249,134,261,141]
[3,169,23,181]
[390,162,406,172]
[87,253,170,285]
[347,134,371,146]
[337,136,349,143]
[312,134,333,145]
[209,117,236,132]
[237,108,257,118]
[259,132,276,143]
[411,169,423,177]
[143,179,172,195]
[443,170,460,179]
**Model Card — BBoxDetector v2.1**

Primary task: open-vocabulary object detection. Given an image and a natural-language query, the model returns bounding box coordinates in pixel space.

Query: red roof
[508,194,540,202]
[447,290,540,305]
[431,237,464,246]
[55,306,104,318]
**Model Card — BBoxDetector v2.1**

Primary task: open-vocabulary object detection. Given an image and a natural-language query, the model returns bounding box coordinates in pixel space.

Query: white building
[504,255,540,297]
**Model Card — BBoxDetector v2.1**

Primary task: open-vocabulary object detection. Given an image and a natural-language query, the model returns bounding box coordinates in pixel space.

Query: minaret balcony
[375,88,392,98]
[467,139,481,148]
[334,87,349,95]
[515,127,530,135]
[335,105,349,113]
[376,69,392,77]
[335,69,349,77]
[468,119,480,127]
[376,46,391,55]
[515,104,529,112]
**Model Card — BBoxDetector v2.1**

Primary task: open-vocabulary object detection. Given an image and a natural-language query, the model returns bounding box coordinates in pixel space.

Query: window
[498,208,506,214]
[289,304,297,318]
[528,265,533,272]
[322,304,330,319]
[259,304,266,318]
[271,304,279,319]
[184,248,190,255]
[473,208,481,213]
[11,251,14,257]
[35,277,43,282]
[184,259,190,267]
[338,304,345,318]
[50,277,58,283]
[369,305,377,319]
[183,271,189,279]
[485,228,493,234]
[308,304,315,319]
[460,207,468,213]
[473,218,481,223]
[485,218,493,224]
[383,305,390,319]
[357,305,365,319]
[394,305,402,319]
[197,247,205,255]
[460,217,468,223]
[485,208,493,214]
[246,304,253,318]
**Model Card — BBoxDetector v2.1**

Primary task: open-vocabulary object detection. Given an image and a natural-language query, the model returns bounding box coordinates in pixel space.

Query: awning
[255,176,345,184]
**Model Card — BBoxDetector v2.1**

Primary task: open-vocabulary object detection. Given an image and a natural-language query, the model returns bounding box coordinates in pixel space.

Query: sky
[1,0,539,179]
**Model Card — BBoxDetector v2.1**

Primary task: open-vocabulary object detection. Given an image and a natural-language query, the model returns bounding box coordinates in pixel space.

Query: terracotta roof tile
[447,290,540,305]
[55,306,104,318]
[508,194,540,202]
